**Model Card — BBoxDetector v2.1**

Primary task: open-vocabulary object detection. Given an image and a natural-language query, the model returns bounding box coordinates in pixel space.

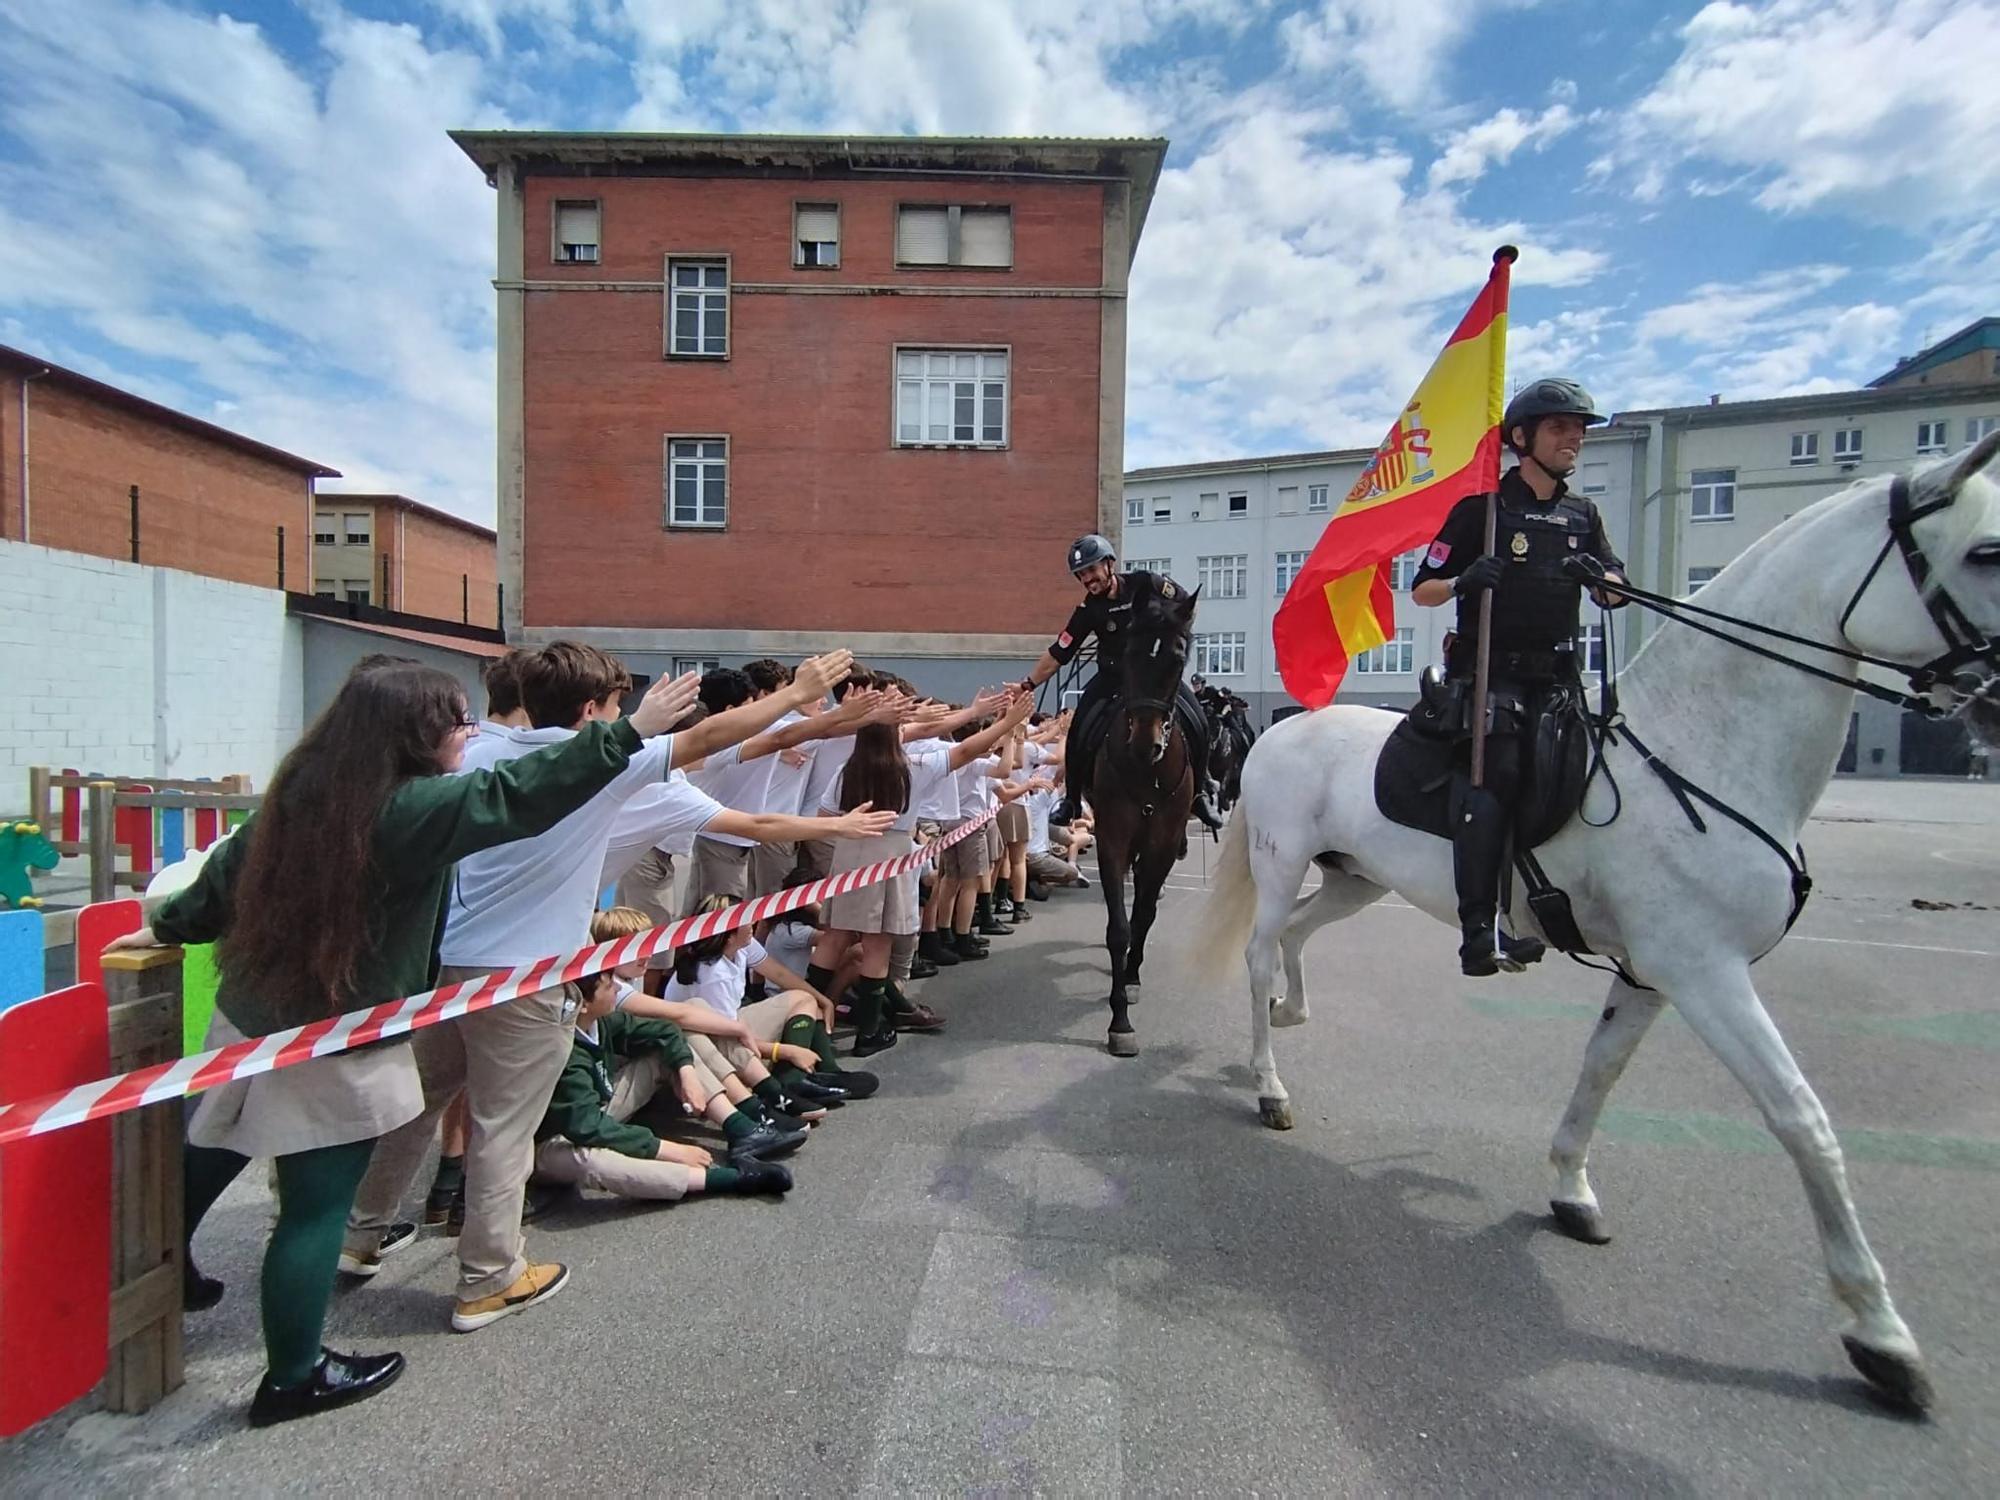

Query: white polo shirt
[760,711,814,826]
[801,734,854,817]
[687,742,775,847]
[907,737,959,822]
[1026,787,1055,854]
[600,771,727,887]
[952,754,1000,819]
[662,937,767,1021]
[440,725,673,968]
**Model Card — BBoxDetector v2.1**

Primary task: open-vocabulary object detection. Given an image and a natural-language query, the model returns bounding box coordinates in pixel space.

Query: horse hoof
[1107,1030,1139,1058]
[1842,1335,1936,1415]
[1549,1200,1612,1245]
[1123,972,1141,988]
[1257,1096,1294,1131]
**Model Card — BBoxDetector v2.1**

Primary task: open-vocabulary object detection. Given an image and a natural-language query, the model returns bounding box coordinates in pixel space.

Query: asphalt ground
[3,779,1996,1495]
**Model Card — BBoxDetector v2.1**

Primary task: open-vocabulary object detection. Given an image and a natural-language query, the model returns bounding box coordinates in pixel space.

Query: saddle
[1372,667,1591,851]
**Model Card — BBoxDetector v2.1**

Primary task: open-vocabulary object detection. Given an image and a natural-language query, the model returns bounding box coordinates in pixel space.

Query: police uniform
[1046,569,1211,810]
[1412,464,1623,967]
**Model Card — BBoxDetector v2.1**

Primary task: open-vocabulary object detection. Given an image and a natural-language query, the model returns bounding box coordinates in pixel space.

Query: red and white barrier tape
[0,808,997,1146]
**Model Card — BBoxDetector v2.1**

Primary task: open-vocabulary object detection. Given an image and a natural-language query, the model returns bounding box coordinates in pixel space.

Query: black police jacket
[1412,469,1624,659]
[1046,569,1188,672]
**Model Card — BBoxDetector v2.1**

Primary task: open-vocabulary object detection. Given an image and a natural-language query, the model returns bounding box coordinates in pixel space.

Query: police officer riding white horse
[1409,377,1628,977]
[1022,534,1225,833]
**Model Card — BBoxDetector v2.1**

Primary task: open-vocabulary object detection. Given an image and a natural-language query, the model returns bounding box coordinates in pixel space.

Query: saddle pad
[1373,716,1456,841]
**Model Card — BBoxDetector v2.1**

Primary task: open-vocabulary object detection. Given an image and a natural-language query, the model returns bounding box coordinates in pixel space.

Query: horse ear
[1941,428,2000,500]
[1179,583,1202,613]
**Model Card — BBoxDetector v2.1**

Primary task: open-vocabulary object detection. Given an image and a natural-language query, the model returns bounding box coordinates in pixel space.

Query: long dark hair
[673,895,737,986]
[838,722,910,814]
[219,659,467,1016]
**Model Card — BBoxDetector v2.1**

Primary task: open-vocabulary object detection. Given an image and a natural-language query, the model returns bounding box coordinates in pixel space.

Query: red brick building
[312,492,500,628]
[0,344,337,590]
[450,132,1165,683]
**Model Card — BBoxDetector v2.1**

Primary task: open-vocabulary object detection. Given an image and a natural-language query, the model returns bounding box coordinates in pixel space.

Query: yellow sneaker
[450,1261,569,1333]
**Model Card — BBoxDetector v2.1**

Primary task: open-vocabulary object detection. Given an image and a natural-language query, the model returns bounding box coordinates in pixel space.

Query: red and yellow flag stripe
[1273,248,1514,708]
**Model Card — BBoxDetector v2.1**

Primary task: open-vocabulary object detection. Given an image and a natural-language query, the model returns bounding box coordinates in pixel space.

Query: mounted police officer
[1410,377,1627,976]
[1021,534,1224,831]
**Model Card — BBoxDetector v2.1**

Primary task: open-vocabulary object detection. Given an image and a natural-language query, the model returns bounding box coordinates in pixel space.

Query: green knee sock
[704,1166,743,1192]
[264,1137,376,1388]
[431,1153,465,1192]
[805,963,837,997]
[751,1078,786,1110]
[806,1019,841,1071]
[721,1110,759,1143]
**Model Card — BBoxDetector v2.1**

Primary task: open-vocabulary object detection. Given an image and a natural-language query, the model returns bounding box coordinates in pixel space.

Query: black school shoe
[730,1117,809,1163]
[724,1159,794,1196]
[788,1074,850,1107]
[908,952,940,979]
[814,1068,878,1099]
[852,1024,898,1058]
[184,1256,224,1312]
[248,1347,405,1428]
[951,932,989,960]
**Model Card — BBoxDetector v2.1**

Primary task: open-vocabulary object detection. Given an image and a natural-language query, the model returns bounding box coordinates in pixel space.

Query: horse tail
[1193,805,1256,986]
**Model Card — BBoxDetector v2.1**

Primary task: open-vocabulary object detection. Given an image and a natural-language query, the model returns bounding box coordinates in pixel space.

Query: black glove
[1560,552,1607,583]
[1452,555,1505,596]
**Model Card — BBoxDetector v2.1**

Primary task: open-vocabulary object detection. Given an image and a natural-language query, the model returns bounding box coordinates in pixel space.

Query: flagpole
[1468,245,1516,791]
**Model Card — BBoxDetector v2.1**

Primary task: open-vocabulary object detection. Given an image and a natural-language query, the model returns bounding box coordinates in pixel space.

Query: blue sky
[1,0,1994,523]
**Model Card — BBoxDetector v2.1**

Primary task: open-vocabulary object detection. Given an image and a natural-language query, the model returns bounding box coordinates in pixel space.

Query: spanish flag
[1273,247,1514,708]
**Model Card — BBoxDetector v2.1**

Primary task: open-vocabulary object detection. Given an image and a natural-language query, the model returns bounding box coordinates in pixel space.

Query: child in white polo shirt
[343,643,851,1334]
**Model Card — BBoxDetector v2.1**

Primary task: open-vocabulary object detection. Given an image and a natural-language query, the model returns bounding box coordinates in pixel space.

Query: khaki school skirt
[187,1013,424,1159]
[823,828,917,935]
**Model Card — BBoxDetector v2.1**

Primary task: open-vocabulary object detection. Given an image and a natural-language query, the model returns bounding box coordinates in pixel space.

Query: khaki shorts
[986,816,1006,860]
[1028,849,1084,886]
[939,817,991,880]
[824,828,917,934]
[750,838,798,898]
[797,838,835,880]
[997,802,1029,844]
[682,837,751,914]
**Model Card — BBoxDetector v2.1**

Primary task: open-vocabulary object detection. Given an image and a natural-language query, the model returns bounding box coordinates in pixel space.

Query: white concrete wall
[0,539,303,804]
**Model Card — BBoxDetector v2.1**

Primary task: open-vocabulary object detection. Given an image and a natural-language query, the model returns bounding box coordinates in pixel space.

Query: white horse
[1196,433,2000,1412]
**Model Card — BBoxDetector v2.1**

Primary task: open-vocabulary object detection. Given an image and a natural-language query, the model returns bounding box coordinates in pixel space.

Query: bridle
[1590,475,2000,720]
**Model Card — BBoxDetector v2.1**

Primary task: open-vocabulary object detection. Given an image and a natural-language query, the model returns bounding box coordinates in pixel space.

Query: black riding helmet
[1502,377,1607,454]
[1067,533,1116,575]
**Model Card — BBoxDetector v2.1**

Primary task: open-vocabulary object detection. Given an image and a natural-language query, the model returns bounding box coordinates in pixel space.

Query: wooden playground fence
[25,768,257,904]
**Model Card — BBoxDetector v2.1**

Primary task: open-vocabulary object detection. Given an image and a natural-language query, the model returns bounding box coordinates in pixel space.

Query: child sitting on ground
[535,968,795,1203]
[668,896,853,1089]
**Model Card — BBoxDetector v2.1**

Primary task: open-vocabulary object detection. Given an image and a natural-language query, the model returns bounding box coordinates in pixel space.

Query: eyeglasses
[455,716,479,730]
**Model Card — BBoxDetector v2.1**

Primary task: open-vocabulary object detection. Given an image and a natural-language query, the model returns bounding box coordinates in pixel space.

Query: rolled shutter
[959,208,1012,267]
[556,203,598,249]
[896,205,949,264]
[796,205,839,243]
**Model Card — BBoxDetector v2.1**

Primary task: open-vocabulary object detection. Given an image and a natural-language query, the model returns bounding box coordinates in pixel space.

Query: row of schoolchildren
[102,643,1087,1429]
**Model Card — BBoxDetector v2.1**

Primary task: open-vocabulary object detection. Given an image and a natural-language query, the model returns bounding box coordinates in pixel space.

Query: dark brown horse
[1087,584,1200,1056]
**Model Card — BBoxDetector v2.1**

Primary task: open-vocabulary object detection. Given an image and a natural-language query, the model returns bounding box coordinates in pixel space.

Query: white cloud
[1282,0,1532,113]
[1634,266,1848,346]
[1610,0,2000,225]
[1428,103,1575,189]
[0,3,518,520]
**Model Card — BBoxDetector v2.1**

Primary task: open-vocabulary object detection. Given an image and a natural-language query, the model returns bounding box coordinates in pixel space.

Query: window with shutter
[794,203,839,267]
[554,201,600,264]
[958,208,1012,267]
[896,206,950,265]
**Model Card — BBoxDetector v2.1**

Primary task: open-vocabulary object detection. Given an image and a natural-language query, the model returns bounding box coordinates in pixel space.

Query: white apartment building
[1119,318,2000,775]
[1119,425,1644,727]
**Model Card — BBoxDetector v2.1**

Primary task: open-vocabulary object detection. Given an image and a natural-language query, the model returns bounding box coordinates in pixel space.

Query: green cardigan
[537,1010,696,1159]
[152,718,645,1037]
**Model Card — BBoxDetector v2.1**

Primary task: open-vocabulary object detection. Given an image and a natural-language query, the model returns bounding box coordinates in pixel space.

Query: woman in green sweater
[104,655,696,1427]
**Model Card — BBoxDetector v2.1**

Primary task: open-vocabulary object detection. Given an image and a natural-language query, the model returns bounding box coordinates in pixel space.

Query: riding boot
[1452,784,1511,977]
[1191,776,1224,833]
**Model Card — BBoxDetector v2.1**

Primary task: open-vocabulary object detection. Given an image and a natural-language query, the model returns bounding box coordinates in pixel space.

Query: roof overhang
[449,130,1169,264]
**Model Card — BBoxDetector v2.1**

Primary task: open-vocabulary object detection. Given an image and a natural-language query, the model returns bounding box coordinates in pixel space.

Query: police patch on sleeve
[1057,630,1073,648]
[1426,540,1451,567]
[1160,580,1177,598]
